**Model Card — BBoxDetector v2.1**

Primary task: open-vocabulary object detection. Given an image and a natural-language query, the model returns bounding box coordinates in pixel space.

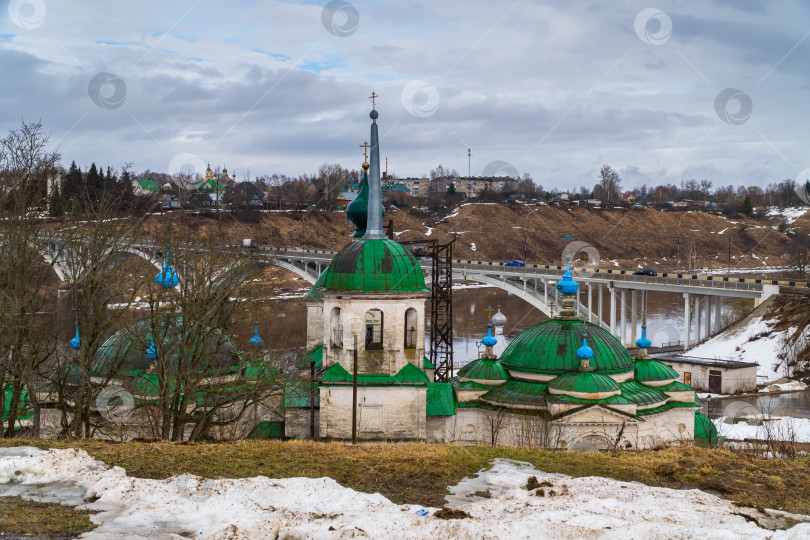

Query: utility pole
[467,148,471,177]
[310,359,316,440]
[352,334,358,444]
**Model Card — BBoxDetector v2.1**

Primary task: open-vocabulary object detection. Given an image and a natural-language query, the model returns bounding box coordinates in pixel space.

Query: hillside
[135,205,802,272]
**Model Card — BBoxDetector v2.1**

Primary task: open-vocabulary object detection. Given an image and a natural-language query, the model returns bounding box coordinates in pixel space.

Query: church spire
[363,92,386,240]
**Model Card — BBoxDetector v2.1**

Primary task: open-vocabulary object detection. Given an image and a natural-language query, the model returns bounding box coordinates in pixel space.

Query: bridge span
[262,246,808,349]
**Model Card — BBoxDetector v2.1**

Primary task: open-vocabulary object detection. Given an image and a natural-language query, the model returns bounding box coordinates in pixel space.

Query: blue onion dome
[482,324,497,347]
[69,324,81,350]
[155,254,179,288]
[249,324,265,347]
[636,324,652,349]
[577,336,594,361]
[145,335,157,361]
[491,308,507,328]
[556,265,579,296]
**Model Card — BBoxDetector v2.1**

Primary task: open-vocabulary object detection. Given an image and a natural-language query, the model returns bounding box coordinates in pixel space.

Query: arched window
[404,308,418,348]
[331,307,342,348]
[365,309,383,350]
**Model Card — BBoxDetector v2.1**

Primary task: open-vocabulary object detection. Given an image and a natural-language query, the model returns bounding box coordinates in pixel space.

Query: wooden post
[352,335,358,445]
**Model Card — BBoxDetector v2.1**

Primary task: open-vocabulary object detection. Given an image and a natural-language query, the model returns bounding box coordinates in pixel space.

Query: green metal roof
[479,379,548,409]
[304,272,328,302]
[317,239,428,294]
[297,345,323,369]
[619,380,669,407]
[634,358,679,383]
[694,411,722,446]
[549,392,633,406]
[449,377,493,392]
[426,383,456,416]
[423,356,435,370]
[548,371,621,395]
[92,316,242,378]
[457,358,509,382]
[135,177,158,191]
[283,382,319,408]
[500,320,635,375]
[658,380,694,392]
[319,361,429,386]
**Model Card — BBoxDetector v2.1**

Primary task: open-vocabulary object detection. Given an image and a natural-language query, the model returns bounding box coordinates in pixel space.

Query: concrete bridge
[261,246,808,349]
[33,238,808,350]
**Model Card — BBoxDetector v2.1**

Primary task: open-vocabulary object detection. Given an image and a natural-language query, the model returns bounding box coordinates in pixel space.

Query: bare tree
[598,165,622,204]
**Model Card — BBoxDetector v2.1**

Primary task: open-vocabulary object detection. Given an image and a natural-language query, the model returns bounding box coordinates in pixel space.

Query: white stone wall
[285,408,320,439]
[306,303,324,352]
[664,360,757,394]
[321,295,427,375]
[318,385,427,441]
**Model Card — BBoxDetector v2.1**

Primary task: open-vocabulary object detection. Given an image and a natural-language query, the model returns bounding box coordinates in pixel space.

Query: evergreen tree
[85,163,102,209]
[119,168,136,212]
[48,190,65,217]
[62,161,82,210]
[741,196,753,215]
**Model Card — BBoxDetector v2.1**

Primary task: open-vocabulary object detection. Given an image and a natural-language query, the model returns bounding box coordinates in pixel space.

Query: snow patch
[0,451,807,539]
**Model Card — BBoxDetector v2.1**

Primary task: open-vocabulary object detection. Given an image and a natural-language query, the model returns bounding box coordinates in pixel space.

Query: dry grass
[2,439,809,515]
[0,496,97,537]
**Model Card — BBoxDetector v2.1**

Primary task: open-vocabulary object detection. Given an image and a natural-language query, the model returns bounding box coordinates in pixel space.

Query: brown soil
[132,206,792,272]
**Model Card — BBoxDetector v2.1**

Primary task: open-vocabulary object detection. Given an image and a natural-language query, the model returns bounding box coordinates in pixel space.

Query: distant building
[399,177,430,197]
[453,176,517,198]
[133,177,159,196]
[658,355,758,395]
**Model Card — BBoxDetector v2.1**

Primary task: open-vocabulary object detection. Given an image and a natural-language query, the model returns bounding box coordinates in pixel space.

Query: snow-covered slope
[686,315,789,381]
[1,448,808,539]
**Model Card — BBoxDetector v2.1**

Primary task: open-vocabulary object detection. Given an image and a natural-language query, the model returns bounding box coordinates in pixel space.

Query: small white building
[657,355,758,395]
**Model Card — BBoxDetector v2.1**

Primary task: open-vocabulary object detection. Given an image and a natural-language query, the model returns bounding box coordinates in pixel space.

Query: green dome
[694,411,720,447]
[317,239,428,294]
[500,320,635,375]
[548,371,621,397]
[457,358,508,383]
[92,316,242,378]
[634,358,679,384]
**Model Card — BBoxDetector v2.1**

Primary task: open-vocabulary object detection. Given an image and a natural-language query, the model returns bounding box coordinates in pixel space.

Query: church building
[297,99,718,450]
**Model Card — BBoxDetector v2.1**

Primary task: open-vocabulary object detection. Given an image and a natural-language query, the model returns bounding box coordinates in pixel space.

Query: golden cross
[359,141,370,160]
[369,91,378,108]
[487,305,494,321]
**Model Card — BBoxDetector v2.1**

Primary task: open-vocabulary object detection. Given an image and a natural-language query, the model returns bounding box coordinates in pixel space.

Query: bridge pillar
[587,283,593,323]
[576,286,581,316]
[631,290,637,345]
[609,286,616,335]
[714,295,722,333]
[598,283,603,326]
[695,296,703,343]
[705,295,712,338]
[620,290,627,345]
[544,279,548,305]
[683,292,691,349]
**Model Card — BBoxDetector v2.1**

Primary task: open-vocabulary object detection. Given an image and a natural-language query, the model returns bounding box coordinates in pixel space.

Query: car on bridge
[289,247,304,252]
[633,268,658,276]
[505,260,526,267]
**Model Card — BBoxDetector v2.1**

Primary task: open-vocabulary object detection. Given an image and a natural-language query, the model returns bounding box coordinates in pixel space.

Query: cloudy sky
[2,0,809,190]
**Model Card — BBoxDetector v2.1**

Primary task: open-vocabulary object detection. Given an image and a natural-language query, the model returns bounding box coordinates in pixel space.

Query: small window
[683,372,691,385]
[404,308,418,348]
[365,309,383,350]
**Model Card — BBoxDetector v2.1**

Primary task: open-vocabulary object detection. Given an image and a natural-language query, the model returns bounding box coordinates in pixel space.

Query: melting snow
[715,416,810,443]
[0,450,807,539]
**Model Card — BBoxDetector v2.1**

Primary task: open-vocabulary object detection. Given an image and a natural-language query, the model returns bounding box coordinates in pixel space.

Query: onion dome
[491,308,507,328]
[635,324,652,350]
[556,264,579,296]
[316,238,428,294]
[500,320,635,376]
[548,371,621,399]
[457,357,509,385]
[155,254,179,288]
[346,170,369,238]
[69,324,81,350]
[634,358,679,386]
[145,335,157,361]
[482,324,497,347]
[576,336,594,362]
[248,324,265,348]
